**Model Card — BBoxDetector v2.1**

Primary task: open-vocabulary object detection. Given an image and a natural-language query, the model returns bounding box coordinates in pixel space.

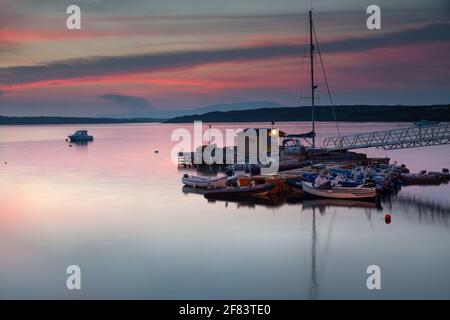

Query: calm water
[0,122,449,299]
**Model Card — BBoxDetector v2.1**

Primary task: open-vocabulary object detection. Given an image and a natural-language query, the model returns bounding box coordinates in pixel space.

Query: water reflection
[302,198,382,211]
[183,182,450,227]
[1,123,449,299]
[181,180,450,299]
[206,195,287,208]
[182,186,207,195]
[68,140,92,147]
[195,192,384,211]
[310,210,318,299]
[384,194,450,227]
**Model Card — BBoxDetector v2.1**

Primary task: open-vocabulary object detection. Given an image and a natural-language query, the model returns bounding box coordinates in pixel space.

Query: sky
[0,0,449,117]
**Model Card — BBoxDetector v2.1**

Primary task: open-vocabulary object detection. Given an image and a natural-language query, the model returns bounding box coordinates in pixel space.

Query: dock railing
[323,123,450,151]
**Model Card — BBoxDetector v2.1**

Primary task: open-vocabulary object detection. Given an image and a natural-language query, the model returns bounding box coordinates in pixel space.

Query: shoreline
[1,120,447,126]
[1,104,449,125]
[0,120,438,126]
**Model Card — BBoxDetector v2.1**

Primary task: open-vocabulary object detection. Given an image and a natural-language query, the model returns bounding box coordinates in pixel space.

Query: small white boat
[182,174,227,189]
[68,130,93,142]
[301,181,377,200]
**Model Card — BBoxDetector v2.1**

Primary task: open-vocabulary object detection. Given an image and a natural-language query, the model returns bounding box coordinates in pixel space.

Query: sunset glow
[1,0,449,116]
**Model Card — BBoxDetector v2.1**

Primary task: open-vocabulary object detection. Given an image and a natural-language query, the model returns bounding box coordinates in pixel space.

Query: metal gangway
[323,123,450,151]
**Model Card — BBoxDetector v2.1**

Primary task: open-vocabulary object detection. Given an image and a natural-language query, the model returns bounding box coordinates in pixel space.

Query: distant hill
[165,105,450,123]
[3,104,449,125]
[188,101,286,115]
[0,116,162,125]
[99,100,286,119]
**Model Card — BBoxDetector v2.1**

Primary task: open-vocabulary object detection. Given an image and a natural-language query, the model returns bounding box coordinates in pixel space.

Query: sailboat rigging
[286,10,339,149]
[309,10,317,148]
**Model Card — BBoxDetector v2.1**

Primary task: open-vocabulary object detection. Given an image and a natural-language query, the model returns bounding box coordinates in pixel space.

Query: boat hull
[204,183,276,199]
[68,136,93,142]
[302,181,377,199]
[182,175,228,189]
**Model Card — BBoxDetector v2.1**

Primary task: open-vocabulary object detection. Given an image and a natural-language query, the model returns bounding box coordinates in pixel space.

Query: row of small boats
[182,174,379,201]
[182,163,449,202]
[182,173,295,199]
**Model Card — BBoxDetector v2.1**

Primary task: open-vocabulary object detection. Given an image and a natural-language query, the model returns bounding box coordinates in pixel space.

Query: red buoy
[385,213,392,224]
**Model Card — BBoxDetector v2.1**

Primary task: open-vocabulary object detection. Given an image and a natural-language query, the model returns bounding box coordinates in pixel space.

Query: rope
[312,22,341,138]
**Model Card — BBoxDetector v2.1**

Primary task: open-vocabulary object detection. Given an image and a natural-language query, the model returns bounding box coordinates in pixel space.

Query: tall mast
[309,10,316,148]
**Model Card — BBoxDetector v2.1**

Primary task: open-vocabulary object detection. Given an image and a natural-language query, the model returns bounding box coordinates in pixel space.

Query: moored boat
[428,169,450,181]
[237,175,289,195]
[182,174,228,189]
[285,177,304,190]
[283,176,305,198]
[414,120,439,127]
[68,130,93,142]
[400,171,442,185]
[204,183,276,199]
[301,181,377,200]
[441,168,450,181]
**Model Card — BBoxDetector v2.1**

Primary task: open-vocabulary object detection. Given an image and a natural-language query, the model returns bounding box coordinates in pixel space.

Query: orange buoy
[385,213,392,224]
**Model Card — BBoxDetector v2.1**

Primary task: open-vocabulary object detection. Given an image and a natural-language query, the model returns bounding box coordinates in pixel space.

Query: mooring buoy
[385,213,392,224]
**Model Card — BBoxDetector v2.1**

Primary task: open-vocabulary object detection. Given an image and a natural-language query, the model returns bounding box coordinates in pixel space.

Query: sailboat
[284,10,320,149]
[283,11,364,164]
[293,11,377,200]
